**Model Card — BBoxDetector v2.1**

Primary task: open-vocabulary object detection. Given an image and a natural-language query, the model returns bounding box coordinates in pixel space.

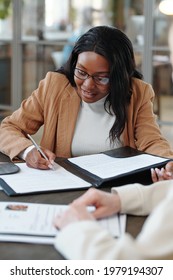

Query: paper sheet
[0,202,126,244]
[69,153,168,179]
[0,153,168,194]
[0,162,91,194]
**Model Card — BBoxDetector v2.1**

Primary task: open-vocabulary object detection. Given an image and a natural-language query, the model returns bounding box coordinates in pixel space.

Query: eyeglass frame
[74,68,110,86]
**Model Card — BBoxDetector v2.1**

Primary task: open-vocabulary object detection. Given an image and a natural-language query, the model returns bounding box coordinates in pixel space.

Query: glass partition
[0,0,12,108]
[0,43,11,105]
[21,0,108,100]
[152,0,173,118]
[22,43,61,99]
[0,0,12,39]
[0,0,172,124]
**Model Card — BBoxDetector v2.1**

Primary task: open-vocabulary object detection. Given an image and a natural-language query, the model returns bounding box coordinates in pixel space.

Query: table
[0,152,146,260]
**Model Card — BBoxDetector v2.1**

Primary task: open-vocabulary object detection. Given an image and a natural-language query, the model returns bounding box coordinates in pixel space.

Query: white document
[69,153,168,179]
[0,202,126,244]
[0,162,91,194]
[0,153,168,195]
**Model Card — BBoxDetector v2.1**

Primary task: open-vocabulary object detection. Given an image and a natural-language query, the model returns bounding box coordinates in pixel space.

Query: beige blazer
[0,71,173,160]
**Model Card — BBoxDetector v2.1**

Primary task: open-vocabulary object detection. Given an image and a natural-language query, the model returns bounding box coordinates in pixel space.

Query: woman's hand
[151,161,173,182]
[72,188,121,219]
[25,147,56,169]
[54,204,95,230]
[54,188,121,230]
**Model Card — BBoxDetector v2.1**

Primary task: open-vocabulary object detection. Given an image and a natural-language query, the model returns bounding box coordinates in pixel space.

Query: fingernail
[48,164,53,169]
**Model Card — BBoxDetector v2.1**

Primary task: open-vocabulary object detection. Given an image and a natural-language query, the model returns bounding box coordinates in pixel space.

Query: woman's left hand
[151,161,173,182]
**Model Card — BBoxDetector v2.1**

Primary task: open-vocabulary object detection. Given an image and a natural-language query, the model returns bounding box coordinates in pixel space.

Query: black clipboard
[0,147,171,196]
[55,147,171,187]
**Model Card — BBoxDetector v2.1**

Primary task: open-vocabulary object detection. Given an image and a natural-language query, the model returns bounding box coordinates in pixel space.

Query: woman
[0,26,173,178]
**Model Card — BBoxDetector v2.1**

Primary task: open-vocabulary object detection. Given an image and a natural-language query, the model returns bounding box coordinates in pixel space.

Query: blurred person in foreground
[54,175,173,260]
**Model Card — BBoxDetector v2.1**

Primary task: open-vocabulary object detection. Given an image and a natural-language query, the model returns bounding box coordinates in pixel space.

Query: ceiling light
[159,0,173,15]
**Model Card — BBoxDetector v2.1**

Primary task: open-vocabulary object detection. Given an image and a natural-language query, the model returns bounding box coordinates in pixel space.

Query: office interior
[0,0,173,147]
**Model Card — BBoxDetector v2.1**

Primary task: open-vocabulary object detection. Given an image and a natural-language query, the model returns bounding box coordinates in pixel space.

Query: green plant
[0,0,11,19]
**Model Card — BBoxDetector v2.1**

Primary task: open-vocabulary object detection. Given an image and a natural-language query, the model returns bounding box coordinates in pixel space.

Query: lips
[81,89,96,99]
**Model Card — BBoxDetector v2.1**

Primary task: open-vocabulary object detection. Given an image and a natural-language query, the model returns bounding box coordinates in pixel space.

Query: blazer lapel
[56,86,81,158]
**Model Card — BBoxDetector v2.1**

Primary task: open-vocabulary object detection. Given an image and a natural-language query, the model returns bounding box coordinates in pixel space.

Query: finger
[165,161,173,174]
[91,207,109,219]
[42,149,56,163]
[155,168,165,181]
[159,168,171,180]
[37,148,56,169]
[151,168,158,182]
[72,188,98,206]
[160,172,173,180]
[26,155,50,169]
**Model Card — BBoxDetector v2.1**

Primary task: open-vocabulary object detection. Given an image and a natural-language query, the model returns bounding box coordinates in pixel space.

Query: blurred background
[0,0,173,145]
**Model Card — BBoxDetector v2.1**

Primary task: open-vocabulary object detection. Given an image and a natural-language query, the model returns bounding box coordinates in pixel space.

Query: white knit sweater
[71,97,121,157]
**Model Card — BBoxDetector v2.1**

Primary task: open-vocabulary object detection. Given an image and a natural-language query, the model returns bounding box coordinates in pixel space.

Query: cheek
[101,85,109,94]
[74,77,82,87]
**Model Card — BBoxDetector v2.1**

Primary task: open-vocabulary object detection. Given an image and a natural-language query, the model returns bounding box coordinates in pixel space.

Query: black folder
[55,146,171,187]
[0,147,171,196]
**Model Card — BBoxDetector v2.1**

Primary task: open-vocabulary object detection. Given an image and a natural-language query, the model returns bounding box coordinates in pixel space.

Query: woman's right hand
[25,147,56,169]
[72,188,121,219]
[151,161,173,182]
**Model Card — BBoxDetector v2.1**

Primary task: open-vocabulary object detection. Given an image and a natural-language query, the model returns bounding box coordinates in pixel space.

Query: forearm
[112,180,173,215]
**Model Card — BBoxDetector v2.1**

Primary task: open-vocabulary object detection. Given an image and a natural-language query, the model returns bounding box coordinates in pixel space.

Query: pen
[27,133,49,161]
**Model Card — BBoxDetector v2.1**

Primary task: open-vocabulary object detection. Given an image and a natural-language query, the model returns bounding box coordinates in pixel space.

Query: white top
[71,96,122,157]
[54,180,173,259]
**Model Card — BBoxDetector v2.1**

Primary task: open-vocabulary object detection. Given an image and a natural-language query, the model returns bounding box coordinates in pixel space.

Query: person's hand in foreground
[25,147,56,170]
[54,188,121,230]
[151,161,173,182]
[54,204,95,229]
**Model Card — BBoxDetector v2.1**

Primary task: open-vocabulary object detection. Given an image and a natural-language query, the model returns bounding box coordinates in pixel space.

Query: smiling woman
[74,52,110,103]
[0,25,173,173]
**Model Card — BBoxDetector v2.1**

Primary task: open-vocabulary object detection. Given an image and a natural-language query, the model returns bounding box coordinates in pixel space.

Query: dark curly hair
[56,25,143,142]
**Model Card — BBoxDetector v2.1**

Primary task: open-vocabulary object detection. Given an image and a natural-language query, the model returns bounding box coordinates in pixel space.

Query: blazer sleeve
[126,80,173,158]
[0,72,52,159]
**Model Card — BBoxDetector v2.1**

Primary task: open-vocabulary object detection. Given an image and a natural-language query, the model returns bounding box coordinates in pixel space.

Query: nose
[82,76,95,89]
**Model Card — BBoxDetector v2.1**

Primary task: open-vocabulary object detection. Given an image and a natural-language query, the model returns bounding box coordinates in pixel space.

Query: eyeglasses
[74,68,109,85]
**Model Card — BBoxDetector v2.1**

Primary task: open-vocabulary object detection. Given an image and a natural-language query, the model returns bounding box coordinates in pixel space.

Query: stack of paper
[0,201,126,244]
